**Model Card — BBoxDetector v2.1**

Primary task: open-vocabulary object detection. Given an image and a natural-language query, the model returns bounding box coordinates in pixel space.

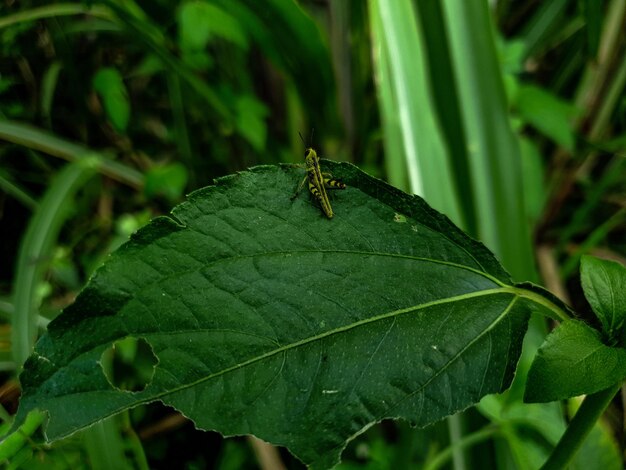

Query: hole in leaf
[100,337,158,392]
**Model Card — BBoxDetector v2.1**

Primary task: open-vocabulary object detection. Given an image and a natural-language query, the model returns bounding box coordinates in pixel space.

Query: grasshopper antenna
[299,128,315,148]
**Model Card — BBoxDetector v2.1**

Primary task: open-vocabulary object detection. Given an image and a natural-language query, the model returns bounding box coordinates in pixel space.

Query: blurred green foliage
[1,0,625,468]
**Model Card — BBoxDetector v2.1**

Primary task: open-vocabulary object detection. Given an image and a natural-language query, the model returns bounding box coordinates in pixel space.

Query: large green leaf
[14,162,550,469]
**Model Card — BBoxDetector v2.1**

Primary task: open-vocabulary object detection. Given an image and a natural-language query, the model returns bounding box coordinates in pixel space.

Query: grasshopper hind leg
[321,172,347,190]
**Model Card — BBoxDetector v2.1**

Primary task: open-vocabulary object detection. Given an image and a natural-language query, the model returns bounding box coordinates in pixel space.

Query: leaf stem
[507,287,572,322]
[540,383,621,470]
[0,410,45,462]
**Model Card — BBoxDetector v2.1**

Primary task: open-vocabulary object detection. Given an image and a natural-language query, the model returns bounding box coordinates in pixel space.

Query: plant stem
[447,414,467,470]
[508,286,572,322]
[423,425,498,470]
[0,410,45,462]
[540,383,620,470]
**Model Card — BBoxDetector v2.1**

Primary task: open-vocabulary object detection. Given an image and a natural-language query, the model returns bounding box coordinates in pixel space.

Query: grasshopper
[291,133,346,218]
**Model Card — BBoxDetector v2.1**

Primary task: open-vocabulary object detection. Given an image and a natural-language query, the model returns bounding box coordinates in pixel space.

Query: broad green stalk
[540,384,621,469]
[442,0,535,281]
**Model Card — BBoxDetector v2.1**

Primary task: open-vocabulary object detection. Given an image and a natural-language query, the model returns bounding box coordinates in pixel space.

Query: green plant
[2,0,626,468]
[2,162,624,469]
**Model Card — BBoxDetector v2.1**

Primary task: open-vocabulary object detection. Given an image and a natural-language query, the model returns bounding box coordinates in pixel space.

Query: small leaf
[499,38,526,75]
[144,163,188,201]
[14,162,539,469]
[234,95,268,151]
[178,1,247,51]
[525,320,626,403]
[515,84,579,152]
[581,255,626,345]
[92,67,130,133]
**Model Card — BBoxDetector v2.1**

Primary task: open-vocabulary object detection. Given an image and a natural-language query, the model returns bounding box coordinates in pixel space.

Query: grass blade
[442,0,534,280]
[415,0,477,236]
[0,120,143,188]
[369,0,461,224]
[0,3,113,29]
[11,161,96,366]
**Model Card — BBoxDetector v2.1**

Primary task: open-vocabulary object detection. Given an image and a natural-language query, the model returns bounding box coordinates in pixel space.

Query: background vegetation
[0,0,625,468]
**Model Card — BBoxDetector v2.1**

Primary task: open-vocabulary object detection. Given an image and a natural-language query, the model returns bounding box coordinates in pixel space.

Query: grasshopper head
[304,147,317,163]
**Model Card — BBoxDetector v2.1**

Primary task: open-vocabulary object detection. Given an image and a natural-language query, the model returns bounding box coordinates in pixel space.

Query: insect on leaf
[13,162,535,469]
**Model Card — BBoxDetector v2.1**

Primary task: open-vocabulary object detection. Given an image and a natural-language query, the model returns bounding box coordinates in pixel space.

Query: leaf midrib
[154,287,517,396]
[40,286,518,414]
[37,246,514,439]
[333,294,521,461]
[40,286,522,439]
[42,249,508,389]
